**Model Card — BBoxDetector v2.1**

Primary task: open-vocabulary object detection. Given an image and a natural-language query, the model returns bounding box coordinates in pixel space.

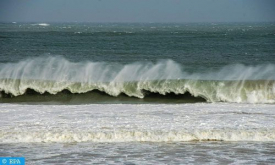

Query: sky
[0,0,274,23]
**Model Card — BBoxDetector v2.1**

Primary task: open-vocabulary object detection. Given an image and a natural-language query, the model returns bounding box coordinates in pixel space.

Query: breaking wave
[1,129,274,143]
[31,23,50,26]
[0,56,275,103]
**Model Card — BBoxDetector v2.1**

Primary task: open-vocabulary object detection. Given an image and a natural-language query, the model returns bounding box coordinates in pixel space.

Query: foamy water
[1,103,275,164]
[31,23,50,26]
[1,103,275,143]
[1,142,274,164]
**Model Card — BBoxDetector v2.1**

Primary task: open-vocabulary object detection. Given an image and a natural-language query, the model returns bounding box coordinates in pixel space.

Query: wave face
[0,56,275,103]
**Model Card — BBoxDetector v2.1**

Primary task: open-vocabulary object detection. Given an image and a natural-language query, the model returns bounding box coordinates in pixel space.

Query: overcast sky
[0,0,274,23]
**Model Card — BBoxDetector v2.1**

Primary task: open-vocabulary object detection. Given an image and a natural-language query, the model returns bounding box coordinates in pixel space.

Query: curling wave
[0,56,275,103]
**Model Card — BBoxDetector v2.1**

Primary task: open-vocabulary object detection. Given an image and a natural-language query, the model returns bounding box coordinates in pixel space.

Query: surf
[0,56,274,103]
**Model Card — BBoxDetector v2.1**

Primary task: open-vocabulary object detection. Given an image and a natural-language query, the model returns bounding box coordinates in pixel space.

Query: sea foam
[0,104,274,143]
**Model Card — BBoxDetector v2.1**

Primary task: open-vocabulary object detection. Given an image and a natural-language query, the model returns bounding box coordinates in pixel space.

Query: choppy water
[0,22,275,164]
[1,142,275,164]
[1,103,275,164]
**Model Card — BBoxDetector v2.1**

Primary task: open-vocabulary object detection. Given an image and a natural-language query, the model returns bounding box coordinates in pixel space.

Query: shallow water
[1,103,275,164]
[1,142,275,164]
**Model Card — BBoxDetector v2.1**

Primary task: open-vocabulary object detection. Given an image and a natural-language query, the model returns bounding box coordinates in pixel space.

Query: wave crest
[0,56,275,103]
[1,129,274,143]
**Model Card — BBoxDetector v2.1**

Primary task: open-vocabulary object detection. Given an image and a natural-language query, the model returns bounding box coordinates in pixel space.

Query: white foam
[39,23,50,26]
[31,23,50,26]
[0,103,275,143]
[1,129,274,143]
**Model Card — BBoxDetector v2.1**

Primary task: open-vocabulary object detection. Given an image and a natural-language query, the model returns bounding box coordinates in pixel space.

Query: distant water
[0,22,275,164]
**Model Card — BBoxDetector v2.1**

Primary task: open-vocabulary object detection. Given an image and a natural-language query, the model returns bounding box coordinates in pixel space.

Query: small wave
[31,23,50,26]
[1,129,274,143]
[0,56,274,103]
[38,23,50,26]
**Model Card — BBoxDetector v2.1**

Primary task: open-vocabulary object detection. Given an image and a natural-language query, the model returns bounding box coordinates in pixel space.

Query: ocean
[0,22,275,164]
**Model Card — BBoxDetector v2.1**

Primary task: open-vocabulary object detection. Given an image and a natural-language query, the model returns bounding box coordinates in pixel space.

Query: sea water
[0,22,275,164]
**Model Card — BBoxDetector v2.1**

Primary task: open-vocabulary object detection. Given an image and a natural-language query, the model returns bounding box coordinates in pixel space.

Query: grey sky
[0,0,274,22]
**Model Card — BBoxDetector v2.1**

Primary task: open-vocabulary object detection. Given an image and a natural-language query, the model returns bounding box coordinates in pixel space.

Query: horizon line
[1,21,275,24]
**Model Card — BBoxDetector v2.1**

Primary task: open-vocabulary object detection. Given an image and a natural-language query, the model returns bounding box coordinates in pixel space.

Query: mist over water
[1,56,275,82]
